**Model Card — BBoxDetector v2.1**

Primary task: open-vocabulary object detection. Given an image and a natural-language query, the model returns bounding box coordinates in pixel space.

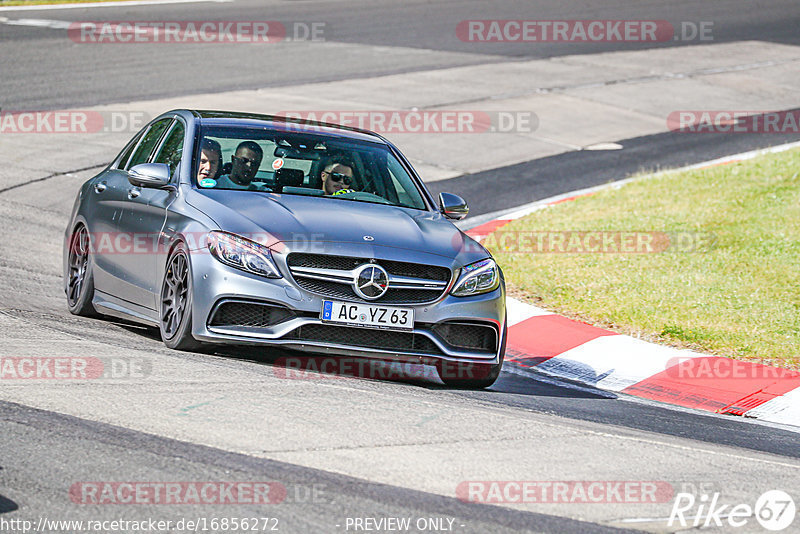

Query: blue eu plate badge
[322,301,333,321]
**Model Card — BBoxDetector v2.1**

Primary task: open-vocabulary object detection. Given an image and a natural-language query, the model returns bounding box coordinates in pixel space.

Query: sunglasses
[325,171,353,185]
[232,155,257,167]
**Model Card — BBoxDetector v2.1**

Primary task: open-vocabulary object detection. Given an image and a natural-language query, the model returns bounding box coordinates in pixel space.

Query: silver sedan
[64,110,506,388]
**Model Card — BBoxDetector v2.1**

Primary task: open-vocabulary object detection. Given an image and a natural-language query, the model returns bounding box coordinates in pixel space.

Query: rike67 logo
[669,490,796,531]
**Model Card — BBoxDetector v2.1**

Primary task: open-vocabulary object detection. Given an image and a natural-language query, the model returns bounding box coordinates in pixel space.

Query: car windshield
[196,125,429,210]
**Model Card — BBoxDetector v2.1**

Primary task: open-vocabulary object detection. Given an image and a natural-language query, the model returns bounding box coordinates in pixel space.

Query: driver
[197,138,222,184]
[320,157,356,195]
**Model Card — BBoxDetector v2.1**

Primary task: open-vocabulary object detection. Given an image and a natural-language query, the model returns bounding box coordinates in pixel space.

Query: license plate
[320,300,414,331]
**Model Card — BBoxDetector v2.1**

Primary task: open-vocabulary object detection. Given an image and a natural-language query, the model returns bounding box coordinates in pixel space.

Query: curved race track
[1,1,800,533]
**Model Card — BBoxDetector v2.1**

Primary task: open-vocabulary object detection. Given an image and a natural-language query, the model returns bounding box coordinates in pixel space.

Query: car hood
[186,189,487,264]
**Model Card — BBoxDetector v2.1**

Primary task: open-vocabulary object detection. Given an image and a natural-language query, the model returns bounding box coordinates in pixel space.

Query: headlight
[207,231,281,279]
[451,258,500,297]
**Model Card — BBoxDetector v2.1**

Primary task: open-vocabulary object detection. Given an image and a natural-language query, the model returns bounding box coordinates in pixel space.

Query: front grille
[287,253,451,304]
[288,254,359,271]
[285,324,444,356]
[209,301,296,328]
[288,253,451,282]
[294,279,445,305]
[432,322,497,353]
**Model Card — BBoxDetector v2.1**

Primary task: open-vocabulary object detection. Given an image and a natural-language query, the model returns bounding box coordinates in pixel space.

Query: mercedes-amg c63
[64,110,506,388]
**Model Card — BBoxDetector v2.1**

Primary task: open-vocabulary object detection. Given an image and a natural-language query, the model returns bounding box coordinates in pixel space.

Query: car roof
[188,110,389,144]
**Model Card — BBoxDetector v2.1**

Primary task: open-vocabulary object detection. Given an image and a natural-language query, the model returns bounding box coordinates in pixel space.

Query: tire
[436,319,507,389]
[159,242,204,351]
[66,224,99,317]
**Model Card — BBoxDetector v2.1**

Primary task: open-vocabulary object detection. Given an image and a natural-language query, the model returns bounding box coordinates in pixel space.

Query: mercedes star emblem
[353,264,389,300]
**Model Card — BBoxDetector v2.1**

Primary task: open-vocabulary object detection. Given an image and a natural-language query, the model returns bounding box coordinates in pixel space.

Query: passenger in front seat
[217,141,264,190]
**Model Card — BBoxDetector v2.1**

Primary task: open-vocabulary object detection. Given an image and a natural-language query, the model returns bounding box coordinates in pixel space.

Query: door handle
[127,188,141,199]
[94,182,107,193]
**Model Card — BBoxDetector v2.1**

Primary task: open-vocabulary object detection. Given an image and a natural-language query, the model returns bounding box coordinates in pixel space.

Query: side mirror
[439,192,469,220]
[128,163,171,188]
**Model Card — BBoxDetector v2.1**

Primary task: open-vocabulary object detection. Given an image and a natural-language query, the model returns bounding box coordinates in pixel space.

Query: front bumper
[188,246,506,365]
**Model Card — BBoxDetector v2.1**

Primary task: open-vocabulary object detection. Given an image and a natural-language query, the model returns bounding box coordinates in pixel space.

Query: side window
[126,119,171,169]
[153,121,185,177]
[114,132,143,170]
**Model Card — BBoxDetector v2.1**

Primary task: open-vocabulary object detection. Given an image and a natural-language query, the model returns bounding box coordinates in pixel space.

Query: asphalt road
[1,400,631,534]
[1,0,800,110]
[1,1,800,533]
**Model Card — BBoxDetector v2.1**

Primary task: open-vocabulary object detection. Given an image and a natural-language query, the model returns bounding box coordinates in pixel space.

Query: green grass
[486,148,800,370]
